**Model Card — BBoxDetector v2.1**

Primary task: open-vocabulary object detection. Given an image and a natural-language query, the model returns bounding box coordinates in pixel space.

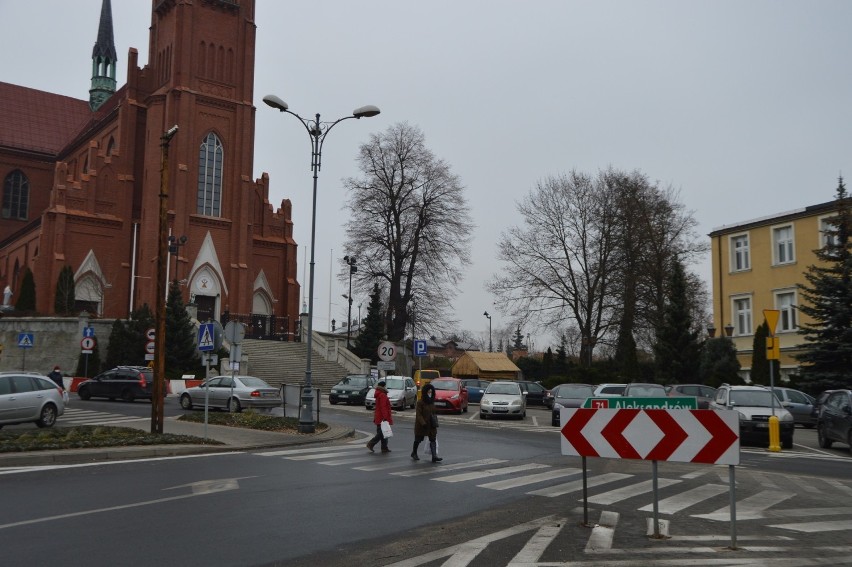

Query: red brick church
[0,0,300,337]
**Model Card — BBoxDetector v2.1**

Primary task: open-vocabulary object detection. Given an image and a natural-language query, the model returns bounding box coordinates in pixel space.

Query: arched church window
[197,132,223,217]
[2,170,29,220]
[106,136,116,157]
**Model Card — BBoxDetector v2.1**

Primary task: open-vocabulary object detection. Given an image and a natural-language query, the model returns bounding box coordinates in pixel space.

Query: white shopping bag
[380,420,393,438]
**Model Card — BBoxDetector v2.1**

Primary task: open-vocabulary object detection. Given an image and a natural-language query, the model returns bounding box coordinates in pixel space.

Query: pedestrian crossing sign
[17,333,34,349]
[197,323,215,352]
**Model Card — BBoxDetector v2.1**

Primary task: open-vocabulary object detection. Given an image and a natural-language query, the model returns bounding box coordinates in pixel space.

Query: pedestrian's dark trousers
[369,424,388,449]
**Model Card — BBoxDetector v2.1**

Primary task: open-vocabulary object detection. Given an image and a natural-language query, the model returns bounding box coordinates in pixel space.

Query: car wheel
[227,397,242,413]
[329,400,338,405]
[77,387,91,401]
[180,394,193,410]
[479,412,486,420]
[462,403,468,414]
[121,388,135,402]
[36,403,58,428]
[818,425,833,448]
[803,423,815,429]
[781,437,793,450]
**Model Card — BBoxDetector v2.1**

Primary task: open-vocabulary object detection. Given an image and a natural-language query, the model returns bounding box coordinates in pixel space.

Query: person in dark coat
[367,380,394,453]
[47,366,64,390]
[413,383,442,462]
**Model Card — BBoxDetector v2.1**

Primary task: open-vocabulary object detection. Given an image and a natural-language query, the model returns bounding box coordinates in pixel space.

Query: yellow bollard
[768,415,781,452]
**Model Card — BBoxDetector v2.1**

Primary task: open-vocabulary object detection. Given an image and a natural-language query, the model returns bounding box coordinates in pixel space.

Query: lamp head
[353,105,380,118]
[162,125,179,141]
[263,95,289,112]
[483,311,490,318]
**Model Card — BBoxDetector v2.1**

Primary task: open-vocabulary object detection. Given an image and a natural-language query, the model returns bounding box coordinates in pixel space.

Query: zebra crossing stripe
[527,472,632,498]
[433,463,550,483]
[391,458,507,477]
[258,445,358,457]
[769,520,852,533]
[478,468,582,491]
[319,456,379,466]
[693,490,795,521]
[638,483,728,514]
[587,478,681,505]
[510,521,562,563]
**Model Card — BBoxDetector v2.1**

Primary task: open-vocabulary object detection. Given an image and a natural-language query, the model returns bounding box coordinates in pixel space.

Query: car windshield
[730,390,779,408]
[558,385,594,398]
[627,385,666,396]
[487,383,521,395]
[384,378,405,389]
[431,380,457,391]
[340,376,369,387]
[239,377,271,388]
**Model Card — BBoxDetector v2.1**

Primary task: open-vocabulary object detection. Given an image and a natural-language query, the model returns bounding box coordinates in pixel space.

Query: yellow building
[708,199,839,380]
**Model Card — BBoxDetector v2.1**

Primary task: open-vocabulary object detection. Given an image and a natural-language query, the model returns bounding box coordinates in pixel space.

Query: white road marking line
[391,458,507,477]
[585,510,619,552]
[433,463,549,483]
[284,451,366,461]
[257,445,361,457]
[638,483,728,514]
[527,472,632,498]
[824,478,852,498]
[509,521,562,563]
[769,519,852,533]
[749,471,779,489]
[477,468,581,490]
[692,490,795,521]
[319,456,383,466]
[354,460,426,471]
[587,478,681,505]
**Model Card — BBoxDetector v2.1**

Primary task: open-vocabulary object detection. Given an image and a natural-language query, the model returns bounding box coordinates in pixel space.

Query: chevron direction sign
[560,408,740,466]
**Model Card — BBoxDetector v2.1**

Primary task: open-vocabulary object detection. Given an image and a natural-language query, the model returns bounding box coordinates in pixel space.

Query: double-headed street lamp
[344,255,357,349]
[263,94,379,433]
[483,311,492,352]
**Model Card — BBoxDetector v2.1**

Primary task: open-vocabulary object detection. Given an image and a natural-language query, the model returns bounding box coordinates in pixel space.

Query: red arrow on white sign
[560,408,739,466]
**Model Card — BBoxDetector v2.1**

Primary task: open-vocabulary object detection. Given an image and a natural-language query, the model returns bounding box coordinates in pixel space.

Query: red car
[430,378,469,414]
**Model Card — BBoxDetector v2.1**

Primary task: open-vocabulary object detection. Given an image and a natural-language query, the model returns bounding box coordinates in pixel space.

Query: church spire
[89,0,117,110]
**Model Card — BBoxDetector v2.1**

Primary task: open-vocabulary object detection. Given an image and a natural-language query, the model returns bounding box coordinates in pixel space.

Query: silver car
[0,372,65,428]
[365,376,417,411]
[179,375,281,412]
[479,381,526,420]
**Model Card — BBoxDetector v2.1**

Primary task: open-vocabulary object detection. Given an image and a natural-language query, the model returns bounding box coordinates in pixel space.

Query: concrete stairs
[240,339,349,394]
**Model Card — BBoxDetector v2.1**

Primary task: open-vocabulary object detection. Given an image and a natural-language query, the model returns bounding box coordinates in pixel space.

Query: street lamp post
[263,94,379,433]
[152,124,178,435]
[344,255,357,349]
[483,311,492,352]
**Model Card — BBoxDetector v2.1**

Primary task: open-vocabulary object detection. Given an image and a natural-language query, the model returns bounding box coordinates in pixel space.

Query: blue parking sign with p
[198,323,215,352]
[414,339,427,357]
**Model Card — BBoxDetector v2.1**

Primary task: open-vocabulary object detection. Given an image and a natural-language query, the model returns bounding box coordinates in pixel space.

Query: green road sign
[582,397,698,409]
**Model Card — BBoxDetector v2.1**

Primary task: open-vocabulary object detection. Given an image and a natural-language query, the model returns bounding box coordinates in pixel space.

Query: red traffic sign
[560,408,740,466]
[145,340,156,355]
[146,327,156,341]
[80,337,96,351]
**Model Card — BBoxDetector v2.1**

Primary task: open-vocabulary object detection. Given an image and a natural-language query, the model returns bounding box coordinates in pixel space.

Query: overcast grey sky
[3,1,852,350]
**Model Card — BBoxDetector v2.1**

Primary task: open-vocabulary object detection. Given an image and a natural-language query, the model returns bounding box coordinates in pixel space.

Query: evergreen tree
[615,324,640,381]
[105,318,133,369]
[354,283,384,363]
[542,346,554,378]
[166,280,200,379]
[796,176,852,391]
[75,340,102,378]
[698,337,742,387]
[653,258,700,383]
[512,326,524,350]
[750,321,778,385]
[555,335,567,375]
[15,267,36,312]
[54,265,76,315]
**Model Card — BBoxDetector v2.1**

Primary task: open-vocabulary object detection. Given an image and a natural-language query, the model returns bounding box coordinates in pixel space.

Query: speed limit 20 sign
[378,341,397,362]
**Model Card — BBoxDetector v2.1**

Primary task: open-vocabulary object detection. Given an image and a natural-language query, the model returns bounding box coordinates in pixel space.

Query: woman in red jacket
[367,380,394,453]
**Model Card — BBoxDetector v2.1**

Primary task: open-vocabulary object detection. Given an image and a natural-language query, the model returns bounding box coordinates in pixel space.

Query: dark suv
[77,366,154,402]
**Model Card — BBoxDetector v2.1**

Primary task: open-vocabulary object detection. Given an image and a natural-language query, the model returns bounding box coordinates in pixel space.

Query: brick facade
[0,0,299,334]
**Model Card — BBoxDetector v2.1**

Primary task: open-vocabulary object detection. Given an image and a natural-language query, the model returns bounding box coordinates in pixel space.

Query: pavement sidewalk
[0,417,355,468]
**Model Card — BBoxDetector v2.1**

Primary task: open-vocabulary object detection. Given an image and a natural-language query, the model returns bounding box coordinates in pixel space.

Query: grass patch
[0,426,221,453]
[177,410,328,433]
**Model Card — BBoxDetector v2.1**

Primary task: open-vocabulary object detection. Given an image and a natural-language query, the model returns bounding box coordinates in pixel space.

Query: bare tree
[343,123,473,341]
[488,171,621,366]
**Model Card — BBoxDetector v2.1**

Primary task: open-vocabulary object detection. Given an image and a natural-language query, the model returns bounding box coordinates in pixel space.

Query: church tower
[89,0,117,110]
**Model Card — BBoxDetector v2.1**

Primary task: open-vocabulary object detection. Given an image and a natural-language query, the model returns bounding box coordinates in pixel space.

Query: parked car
[479,381,526,420]
[77,366,153,402]
[709,384,794,449]
[667,384,717,409]
[431,377,469,414]
[460,379,491,404]
[0,372,65,429]
[516,380,549,406]
[811,390,839,426]
[817,389,852,452]
[774,387,817,428]
[623,383,667,397]
[365,376,417,411]
[593,383,626,397]
[328,374,376,406]
[551,383,595,426]
[179,375,281,412]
